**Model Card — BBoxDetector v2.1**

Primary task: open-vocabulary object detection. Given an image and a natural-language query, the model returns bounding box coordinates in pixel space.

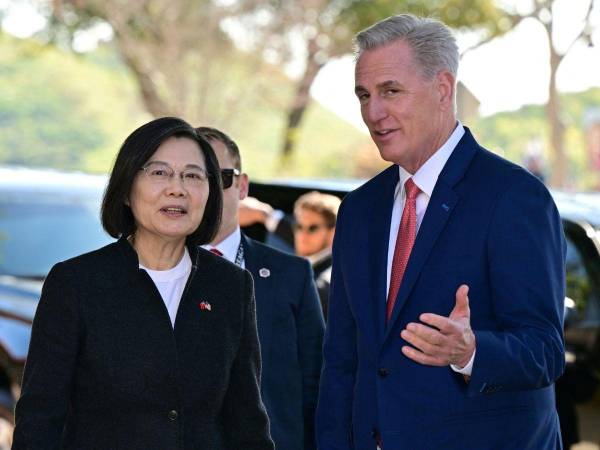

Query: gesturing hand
[400,284,475,368]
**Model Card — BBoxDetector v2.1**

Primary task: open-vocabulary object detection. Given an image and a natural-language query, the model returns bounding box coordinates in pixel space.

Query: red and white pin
[199,301,212,311]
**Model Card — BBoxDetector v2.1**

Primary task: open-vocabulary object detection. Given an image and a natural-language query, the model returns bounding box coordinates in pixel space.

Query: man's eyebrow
[378,80,401,89]
[355,80,402,95]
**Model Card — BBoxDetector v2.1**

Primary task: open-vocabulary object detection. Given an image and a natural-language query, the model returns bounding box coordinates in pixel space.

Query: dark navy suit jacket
[243,235,324,450]
[316,129,566,449]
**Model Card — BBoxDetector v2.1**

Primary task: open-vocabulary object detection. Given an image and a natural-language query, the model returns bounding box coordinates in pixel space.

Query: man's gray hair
[355,14,459,80]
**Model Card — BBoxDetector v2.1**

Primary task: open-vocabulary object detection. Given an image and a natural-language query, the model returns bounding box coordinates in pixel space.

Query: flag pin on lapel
[259,268,270,278]
[199,301,212,311]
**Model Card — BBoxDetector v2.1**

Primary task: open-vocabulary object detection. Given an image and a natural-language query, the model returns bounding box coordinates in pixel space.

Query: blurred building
[456,81,480,124]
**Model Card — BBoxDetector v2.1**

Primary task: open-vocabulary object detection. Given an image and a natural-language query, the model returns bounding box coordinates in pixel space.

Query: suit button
[168,410,178,421]
[378,368,389,378]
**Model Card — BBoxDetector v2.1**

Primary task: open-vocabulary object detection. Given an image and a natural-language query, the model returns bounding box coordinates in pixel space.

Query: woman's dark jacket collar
[115,236,200,270]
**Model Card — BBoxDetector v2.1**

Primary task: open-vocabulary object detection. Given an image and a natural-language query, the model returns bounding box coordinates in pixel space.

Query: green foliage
[0,33,366,178]
[340,0,508,39]
[280,102,373,179]
[471,88,600,189]
[0,32,149,172]
[3,29,598,185]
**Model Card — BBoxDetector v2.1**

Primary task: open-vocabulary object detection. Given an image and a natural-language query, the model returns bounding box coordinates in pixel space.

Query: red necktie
[386,178,420,322]
[209,247,223,257]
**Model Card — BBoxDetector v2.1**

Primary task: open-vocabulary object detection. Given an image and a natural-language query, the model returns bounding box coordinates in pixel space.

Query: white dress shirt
[202,227,245,268]
[385,122,475,375]
[140,247,192,327]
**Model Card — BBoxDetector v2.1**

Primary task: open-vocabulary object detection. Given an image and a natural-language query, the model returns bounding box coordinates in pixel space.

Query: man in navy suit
[197,127,324,450]
[316,14,566,450]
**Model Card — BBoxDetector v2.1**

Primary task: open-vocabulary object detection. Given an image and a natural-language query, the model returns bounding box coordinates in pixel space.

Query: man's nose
[363,97,387,124]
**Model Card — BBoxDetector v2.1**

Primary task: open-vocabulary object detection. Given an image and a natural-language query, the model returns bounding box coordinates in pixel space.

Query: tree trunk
[546,43,566,187]
[118,47,172,118]
[280,39,324,162]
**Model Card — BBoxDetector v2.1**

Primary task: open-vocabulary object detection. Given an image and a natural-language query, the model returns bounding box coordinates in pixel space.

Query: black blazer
[13,238,274,450]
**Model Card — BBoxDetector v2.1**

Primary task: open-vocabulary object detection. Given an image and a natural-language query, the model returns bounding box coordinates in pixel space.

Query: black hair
[101,116,223,246]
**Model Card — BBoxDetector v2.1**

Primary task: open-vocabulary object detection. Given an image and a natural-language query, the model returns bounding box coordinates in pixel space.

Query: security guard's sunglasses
[220,168,240,189]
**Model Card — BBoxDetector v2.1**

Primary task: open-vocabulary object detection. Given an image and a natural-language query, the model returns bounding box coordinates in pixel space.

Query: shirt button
[378,368,389,378]
[168,410,178,421]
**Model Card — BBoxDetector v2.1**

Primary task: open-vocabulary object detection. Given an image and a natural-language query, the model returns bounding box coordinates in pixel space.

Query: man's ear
[436,70,455,111]
[239,173,249,201]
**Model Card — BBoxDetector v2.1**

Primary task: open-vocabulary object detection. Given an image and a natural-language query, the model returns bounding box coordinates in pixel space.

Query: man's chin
[377,146,404,165]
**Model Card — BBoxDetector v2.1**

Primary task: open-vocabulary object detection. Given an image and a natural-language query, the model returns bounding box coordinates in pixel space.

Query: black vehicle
[552,192,600,446]
[0,169,599,443]
[0,166,112,419]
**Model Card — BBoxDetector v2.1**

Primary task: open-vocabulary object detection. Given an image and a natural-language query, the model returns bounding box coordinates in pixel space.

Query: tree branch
[561,0,595,57]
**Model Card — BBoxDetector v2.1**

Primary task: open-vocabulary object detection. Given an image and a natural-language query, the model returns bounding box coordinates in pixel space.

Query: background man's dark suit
[243,234,324,450]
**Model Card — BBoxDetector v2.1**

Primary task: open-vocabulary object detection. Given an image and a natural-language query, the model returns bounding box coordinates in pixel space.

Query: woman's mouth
[160,206,188,217]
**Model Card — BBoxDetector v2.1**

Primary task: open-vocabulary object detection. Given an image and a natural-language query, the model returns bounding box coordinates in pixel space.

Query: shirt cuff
[450,349,476,376]
[264,209,284,233]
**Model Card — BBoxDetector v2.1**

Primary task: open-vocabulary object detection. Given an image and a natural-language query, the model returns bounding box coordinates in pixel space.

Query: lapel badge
[259,268,270,278]
[199,301,212,311]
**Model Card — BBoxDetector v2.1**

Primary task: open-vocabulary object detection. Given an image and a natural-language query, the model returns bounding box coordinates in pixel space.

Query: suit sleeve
[13,262,81,449]
[222,271,275,450]
[296,260,325,450]
[468,175,566,396]
[316,200,357,449]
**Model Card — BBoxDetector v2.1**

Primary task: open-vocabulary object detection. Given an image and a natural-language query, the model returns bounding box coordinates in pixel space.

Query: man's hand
[238,197,274,227]
[400,284,475,367]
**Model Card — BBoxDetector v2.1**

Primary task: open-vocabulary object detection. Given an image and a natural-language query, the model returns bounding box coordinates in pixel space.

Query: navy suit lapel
[367,166,399,345]
[383,128,479,341]
[240,235,272,368]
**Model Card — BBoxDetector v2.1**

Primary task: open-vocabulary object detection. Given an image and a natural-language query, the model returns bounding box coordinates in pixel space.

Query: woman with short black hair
[13,117,274,450]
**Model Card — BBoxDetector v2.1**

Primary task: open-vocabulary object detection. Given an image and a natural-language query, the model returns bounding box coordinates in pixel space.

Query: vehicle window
[0,191,113,278]
[564,221,600,322]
